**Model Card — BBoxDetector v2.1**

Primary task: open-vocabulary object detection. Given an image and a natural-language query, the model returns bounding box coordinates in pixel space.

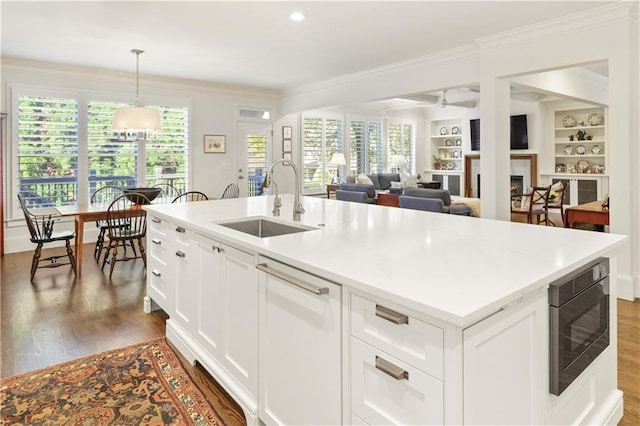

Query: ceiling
[1,1,615,93]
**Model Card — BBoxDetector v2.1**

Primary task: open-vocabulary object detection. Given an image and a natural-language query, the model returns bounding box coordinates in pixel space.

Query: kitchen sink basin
[217,217,317,238]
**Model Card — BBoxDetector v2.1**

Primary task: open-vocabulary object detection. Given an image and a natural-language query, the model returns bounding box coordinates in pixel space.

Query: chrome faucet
[266,159,305,221]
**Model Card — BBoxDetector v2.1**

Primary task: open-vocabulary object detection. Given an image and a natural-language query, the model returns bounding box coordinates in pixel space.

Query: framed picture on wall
[204,134,225,153]
[283,139,292,152]
[282,126,292,139]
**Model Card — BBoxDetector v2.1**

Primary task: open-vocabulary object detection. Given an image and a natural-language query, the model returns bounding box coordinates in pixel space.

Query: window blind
[303,117,343,190]
[16,95,79,207]
[387,122,415,174]
[350,119,382,175]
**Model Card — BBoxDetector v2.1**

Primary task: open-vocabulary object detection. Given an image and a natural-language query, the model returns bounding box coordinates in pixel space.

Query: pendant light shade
[112,49,161,138]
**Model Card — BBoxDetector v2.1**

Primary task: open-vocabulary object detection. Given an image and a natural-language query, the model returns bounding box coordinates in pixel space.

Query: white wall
[1,59,281,253]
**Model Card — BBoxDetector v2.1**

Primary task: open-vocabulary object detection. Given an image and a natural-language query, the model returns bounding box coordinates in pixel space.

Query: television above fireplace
[470,114,529,151]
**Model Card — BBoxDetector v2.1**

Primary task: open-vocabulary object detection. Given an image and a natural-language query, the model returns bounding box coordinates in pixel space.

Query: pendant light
[112,49,161,139]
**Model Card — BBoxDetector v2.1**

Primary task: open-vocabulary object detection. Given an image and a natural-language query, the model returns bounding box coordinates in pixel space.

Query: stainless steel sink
[217,218,316,238]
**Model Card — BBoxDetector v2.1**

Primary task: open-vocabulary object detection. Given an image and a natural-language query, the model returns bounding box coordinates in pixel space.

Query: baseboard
[617,273,638,301]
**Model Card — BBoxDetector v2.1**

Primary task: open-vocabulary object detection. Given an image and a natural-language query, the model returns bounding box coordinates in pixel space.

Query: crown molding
[475,2,634,50]
[0,57,282,100]
[285,44,479,98]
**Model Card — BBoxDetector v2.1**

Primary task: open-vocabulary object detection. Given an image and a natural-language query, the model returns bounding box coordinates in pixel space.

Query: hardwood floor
[1,244,638,425]
[0,244,245,426]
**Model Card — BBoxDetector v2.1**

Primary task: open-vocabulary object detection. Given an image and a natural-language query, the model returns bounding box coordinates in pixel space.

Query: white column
[479,77,511,221]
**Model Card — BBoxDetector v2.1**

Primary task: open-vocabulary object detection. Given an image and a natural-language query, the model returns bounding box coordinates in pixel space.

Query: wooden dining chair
[172,191,209,203]
[547,182,566,226]
[220,183,240,199]
[17,193,77,281]
[91,185,124,261]
[153,183,181,203]
[102,193,149,279]
[511,185,552,225]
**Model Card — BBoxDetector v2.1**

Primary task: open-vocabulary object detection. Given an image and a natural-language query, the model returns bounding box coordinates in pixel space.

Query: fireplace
[476,175,524,198]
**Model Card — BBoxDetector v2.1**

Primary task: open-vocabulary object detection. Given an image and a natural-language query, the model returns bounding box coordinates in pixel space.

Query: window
[16,95,79,207]
[12,90,190,217]
[387,121,415,174]
[349,119,382,175]
[302,116,343,191]
[145,104,190,192]
[246,130,268,197]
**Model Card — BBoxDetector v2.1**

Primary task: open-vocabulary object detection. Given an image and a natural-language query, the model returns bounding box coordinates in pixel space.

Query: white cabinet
[430,172,462,196]
[430,118,463,172]
[553,108,606,175]
[541,174,608,207]
[349,294,445,425]
[191,232,259,416]
[258,257,342,426]
[145,215,175,314]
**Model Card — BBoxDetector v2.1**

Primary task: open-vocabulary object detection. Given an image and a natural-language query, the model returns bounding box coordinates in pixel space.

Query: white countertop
[145,195,626,327]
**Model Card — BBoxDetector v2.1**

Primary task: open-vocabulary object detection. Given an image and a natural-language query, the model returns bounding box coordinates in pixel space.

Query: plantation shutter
[87,100,139,197]
[387,122,415,174]
[247,132,268,178]
[145,105,190,192]
[303,116,343,191]
[16,95,79,207]
[303,117,323,190]
[350,119,382,175]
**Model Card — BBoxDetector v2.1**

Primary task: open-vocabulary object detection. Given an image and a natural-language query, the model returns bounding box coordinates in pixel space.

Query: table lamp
[330,152,346,184]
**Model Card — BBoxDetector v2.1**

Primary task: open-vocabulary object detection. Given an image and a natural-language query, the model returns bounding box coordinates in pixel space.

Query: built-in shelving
[553,108,606,174]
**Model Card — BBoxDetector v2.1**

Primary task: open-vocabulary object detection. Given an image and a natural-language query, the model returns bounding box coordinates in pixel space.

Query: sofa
[346,173,401,191]
[403,187,473,216]
[336,183,377,204]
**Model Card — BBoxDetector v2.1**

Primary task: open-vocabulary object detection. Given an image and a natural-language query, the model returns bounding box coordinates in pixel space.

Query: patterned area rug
[0,338,224,425]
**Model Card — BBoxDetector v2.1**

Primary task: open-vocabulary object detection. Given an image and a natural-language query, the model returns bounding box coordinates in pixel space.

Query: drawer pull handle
[152,238,161,245]
[152,218,161,224]
[257,263,329,296]
[175,250,186,258]
[152,270,161,277]
[375,356,409,381]
[176,226,186,233]
[375,305,408,325]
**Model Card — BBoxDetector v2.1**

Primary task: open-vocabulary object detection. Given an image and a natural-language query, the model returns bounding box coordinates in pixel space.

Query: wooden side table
[326,184,340,199]
[564,201,609,229]
[377,193,400,207]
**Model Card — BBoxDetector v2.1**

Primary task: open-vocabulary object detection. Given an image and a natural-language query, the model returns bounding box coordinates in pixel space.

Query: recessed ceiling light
[290,11,305,22]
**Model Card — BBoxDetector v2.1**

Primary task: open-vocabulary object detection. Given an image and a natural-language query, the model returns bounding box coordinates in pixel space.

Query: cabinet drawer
[147,258,171,313]
[350,294,443,380]
[148,215,171,237]
[351,337,444,425]
[148,232,170,263]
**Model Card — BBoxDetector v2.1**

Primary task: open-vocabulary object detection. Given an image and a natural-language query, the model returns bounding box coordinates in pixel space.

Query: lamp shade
[112,106,161,131]
[330,152,346,166]
[389,154,406,166]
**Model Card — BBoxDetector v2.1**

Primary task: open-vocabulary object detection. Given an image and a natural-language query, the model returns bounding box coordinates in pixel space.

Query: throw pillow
[520,186,533,212]
[390,181,405,188]
[403,174,419,188]
[356,174,374,186]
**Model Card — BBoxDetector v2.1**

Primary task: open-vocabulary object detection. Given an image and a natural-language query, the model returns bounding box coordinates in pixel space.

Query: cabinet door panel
[196,242,222,355]
[351,337,444,425]
[221,245,257,395]
[174,233,197,333]
[259,259,342,425]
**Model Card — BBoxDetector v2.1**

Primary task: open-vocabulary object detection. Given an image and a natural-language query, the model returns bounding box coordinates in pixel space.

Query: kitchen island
[144,195,626,425]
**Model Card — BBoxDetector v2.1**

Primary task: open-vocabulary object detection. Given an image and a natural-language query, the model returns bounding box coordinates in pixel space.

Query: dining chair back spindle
[91,185,124,261]
[102,193,149,279]
[172,191,209,203]
[220,183,240,199]
[17,193,77,281]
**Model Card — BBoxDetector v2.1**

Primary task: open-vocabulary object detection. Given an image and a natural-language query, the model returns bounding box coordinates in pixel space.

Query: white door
[237,122,271,197]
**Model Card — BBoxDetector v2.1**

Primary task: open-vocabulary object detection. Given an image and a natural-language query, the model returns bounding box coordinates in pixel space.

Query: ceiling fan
[436,90,477,109]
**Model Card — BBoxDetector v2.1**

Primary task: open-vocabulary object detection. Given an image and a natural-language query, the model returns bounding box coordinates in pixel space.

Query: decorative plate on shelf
[575,144,586,155]
[453,150,460,158]
[440,126,448,135]
[451,126,460,135]
[562,115,577,128]
[588,112,603,126]
[564,145,573,155]
[455,139,462,146]
[591,144,601,154]
[445,139,452,146]
[446,162,454,170]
